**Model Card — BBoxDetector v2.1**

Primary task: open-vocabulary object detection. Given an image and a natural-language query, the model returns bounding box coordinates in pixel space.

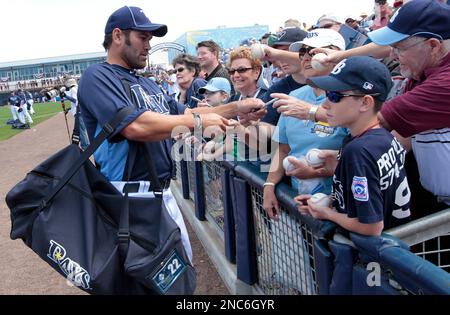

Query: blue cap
[368,0,450,45]
[105,6,167,36]
[307,56,393,101]
[199,77,231,95]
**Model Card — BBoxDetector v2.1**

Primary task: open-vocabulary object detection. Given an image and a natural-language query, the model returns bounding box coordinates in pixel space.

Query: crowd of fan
[150,0,450,244]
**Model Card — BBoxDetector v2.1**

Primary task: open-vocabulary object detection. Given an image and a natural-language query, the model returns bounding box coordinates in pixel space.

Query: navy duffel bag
[5,107,196,295]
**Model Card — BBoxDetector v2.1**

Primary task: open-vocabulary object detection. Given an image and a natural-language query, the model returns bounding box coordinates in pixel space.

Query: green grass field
[0,102,63,141]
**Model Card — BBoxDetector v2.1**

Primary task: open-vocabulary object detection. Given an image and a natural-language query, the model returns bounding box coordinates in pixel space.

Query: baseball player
[16,89,33,127]
[25,90,35,115]
[7,92,19,125]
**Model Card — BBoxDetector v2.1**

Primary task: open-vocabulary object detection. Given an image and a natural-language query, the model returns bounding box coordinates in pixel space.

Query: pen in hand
[191,96,212,107]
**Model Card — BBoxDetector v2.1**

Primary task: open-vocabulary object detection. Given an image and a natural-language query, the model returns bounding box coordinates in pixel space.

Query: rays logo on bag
[150,250,187,293]
[47,240,92,290]
[351,176,369,202]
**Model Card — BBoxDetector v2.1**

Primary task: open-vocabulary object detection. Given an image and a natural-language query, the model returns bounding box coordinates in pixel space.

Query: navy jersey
[9,96,20,106]
[78,62,186,182]
[17,92,26,103]
[260,75,306,126]
[332,128,411,229]
[181,77,207,109]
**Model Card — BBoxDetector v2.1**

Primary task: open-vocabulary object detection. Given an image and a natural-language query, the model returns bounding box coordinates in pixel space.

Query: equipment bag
[5,107,196,295]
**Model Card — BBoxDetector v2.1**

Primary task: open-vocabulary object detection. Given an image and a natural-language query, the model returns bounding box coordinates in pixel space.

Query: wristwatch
[192,112,202,131]
[308,105,319,122]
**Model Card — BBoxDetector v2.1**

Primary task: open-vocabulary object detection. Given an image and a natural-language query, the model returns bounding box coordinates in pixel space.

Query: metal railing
[172,153,450,295]
[386,209,450,272]
[203,161,225,231]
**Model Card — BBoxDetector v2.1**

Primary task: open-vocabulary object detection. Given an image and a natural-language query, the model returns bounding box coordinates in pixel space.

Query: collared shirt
[204,63,229,81]
[381,52,450,138]
[204,63,234,96]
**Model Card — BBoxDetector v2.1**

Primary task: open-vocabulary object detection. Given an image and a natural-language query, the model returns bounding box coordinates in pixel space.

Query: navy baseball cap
[270,27,307,47]
[105,6,168,36]
[368,0,450,45]
[307,56,393,101]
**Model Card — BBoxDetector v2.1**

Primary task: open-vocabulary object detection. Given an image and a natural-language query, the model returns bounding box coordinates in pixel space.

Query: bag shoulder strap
[38,106,135,210]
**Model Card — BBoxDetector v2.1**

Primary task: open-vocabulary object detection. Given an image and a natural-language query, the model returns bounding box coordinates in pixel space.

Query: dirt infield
[0,113,228,295]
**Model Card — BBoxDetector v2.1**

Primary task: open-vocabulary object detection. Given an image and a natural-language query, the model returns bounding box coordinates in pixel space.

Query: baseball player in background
[63,77,90,149]
[25,90,35,115]
[17,89,33,127]
[8,92,20,124]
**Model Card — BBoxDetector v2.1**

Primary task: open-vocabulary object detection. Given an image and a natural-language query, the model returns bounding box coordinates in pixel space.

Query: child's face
[204,91,227,107]
[321,90,363,128]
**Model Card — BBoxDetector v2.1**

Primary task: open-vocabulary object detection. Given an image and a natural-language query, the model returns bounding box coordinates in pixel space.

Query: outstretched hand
[271,93,312,120]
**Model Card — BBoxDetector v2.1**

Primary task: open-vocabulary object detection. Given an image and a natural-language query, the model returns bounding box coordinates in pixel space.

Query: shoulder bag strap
[38,106,136,211]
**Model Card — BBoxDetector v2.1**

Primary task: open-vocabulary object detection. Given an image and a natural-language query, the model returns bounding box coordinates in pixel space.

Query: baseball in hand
[311,53,328,71]
[251,43,267,59]
[305,148,324,167]
[283,156,297,172]
[310,193,330,207]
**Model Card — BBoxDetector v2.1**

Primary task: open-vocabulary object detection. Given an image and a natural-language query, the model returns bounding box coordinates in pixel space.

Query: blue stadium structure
[0,52,106,105]
[169,25,269,64]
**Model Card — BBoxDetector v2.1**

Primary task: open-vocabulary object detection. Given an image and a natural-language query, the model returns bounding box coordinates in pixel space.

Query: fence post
[194,161,206,220]
[222,168,236,264]
[180,160,190,200]
[232,176,257,285]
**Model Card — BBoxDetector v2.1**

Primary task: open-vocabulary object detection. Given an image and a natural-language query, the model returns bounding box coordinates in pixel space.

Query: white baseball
[283,156,297,172]
[251,43,266,59]
[306,148,324,167]
[311,53,328,71]
[310,193,330,207]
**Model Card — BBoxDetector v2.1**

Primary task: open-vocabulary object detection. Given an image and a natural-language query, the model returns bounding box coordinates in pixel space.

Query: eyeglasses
[299,45,333,58]
[175,67,185,73]
[325,91,380,103]
[228,67,253,75]
[391,38,427,55]
[298,46,316,58]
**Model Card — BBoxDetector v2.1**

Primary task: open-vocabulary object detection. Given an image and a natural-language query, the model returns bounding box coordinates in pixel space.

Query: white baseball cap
[289,28,346,52]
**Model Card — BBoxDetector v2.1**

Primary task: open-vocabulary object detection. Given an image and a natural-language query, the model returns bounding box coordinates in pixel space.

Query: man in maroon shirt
[368,0,450,217]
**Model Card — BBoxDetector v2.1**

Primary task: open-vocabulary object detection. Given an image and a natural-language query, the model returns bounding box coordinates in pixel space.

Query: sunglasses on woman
[175,67,186,73]
[228,67,253,75]
[325,91,380,103]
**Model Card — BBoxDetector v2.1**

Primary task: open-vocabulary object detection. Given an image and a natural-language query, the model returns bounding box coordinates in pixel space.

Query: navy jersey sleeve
[260,85,280,126]
[165,94,186,115]
[185,78,207,108]
[339,145,384,224]
[78,64,147,140]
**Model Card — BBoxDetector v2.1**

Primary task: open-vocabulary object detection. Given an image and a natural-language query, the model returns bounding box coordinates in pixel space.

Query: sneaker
[6,119,15,125]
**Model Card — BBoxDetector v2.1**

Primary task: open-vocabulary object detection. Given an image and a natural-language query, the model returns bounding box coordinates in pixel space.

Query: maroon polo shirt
[381,52,450,137]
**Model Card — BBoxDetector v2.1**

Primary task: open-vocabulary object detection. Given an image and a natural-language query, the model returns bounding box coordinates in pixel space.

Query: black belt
[123,179,171,193]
